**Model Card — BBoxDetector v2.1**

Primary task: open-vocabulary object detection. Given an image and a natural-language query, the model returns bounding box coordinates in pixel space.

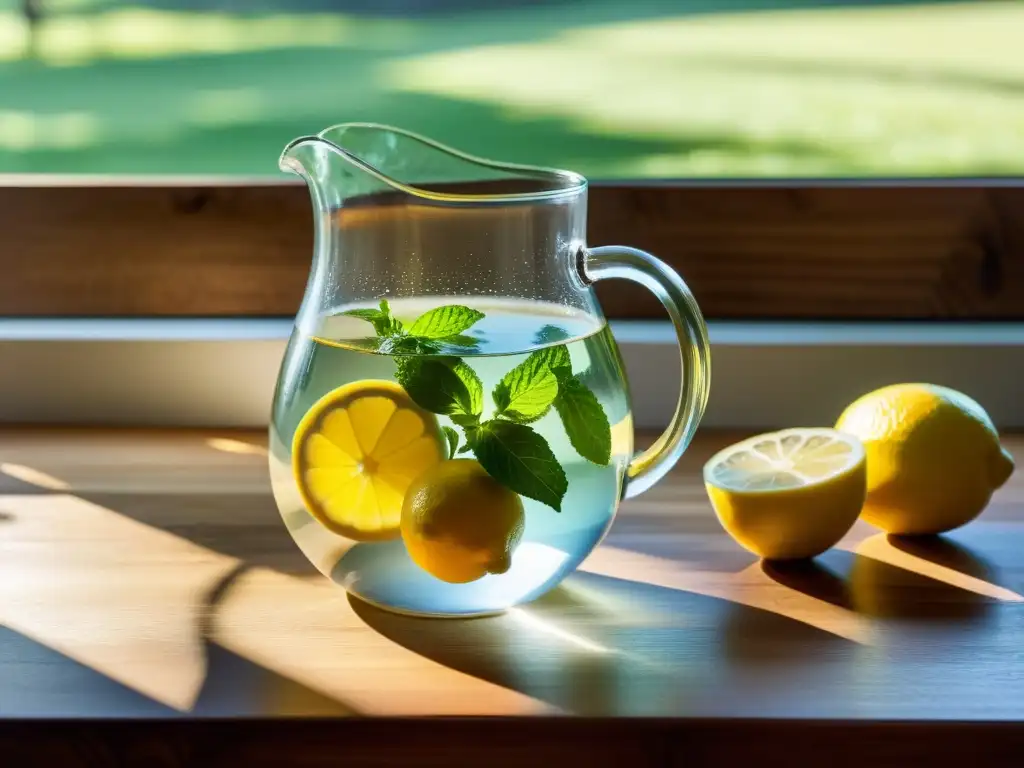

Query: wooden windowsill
[1,319,1022,429]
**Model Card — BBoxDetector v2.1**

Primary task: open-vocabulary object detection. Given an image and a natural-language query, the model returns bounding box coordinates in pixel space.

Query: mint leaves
[395,357,482,419]
[554,375,611,466]
[340,299,612,513]
[408,305,485,339]
[476,344,612,511]
[473,421,567,512]
[493,352,559,423]
[491,345,611,474]
[345,301,486,421]
[344,299,480,355]
[341,299,404,337]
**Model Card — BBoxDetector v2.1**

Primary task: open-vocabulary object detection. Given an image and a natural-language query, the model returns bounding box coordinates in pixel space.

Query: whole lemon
[835,384,1014,534]
[401,459,525,584]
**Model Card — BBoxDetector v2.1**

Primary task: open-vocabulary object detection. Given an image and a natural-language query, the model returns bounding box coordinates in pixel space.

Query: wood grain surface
[1,181,1023,319]
[0,429,1022,766]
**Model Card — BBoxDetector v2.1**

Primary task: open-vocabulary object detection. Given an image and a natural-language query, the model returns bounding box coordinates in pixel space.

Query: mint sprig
[343,300,481,354]
[395,357,482,420]
[344,300,487,422]
[472,420,567,512]
[341,299,404,337]
[341,300,612,513]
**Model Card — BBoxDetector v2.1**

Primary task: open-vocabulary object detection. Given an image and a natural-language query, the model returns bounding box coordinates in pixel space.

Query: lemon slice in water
[293,380,445,541]
[703,428,867,560]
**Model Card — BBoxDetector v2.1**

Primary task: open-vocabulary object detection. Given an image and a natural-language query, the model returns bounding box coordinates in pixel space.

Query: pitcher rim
[280,122,588,204]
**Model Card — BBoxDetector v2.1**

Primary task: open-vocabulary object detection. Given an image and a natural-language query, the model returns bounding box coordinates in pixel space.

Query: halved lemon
[292,379,445,540]
[703,428,867,560]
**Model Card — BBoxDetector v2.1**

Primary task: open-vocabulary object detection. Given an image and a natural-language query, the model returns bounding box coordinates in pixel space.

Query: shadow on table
[193,562,355,716]
[886,533,999,582]
[0,621,351,718]
[0,449,314,576]
[192,642,353,716]
[761,558,853,609]
[0,625,178,718]
[351,569,858,716]
[0,562,354,718]
[78,491,317,577]
[762,543,997,623]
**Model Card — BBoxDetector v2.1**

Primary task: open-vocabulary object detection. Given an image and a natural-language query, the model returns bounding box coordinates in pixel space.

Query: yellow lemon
[401,459,525,584]
[292,379,445,540]
[704,428,867,560]
[835,383,1015,535]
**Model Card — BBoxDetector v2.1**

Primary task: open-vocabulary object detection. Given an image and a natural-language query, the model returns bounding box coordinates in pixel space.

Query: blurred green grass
[0,0,1021,177]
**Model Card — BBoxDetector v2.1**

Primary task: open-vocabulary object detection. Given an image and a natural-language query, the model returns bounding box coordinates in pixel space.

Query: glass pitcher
[269,123,710,617]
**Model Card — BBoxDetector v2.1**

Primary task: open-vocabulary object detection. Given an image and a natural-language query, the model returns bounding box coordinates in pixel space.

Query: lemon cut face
[706,428,865,491]
[704,428,867,560]
[292,380,445,541]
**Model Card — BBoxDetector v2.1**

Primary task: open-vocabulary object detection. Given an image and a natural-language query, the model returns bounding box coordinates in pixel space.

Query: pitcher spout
[276,123,601,401]
[278,123,585,206]
[278,134,322,178]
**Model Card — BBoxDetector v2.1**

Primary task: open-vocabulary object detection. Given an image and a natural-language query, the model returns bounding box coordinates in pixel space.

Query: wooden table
[1,429,1022,766]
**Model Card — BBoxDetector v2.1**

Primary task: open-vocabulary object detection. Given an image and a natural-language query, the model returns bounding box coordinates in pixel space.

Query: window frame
[1,178,1021,430]
[0,178,1021,319]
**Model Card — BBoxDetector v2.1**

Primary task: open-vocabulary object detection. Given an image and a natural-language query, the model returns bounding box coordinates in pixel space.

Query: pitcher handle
[582,245,711,499]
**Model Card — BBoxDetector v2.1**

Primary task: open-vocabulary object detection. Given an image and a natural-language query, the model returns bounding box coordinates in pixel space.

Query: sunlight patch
[382,1,1024,176]
[0,111,99,151]
[0,13,27,61]
[0,9,351,66]
[187,88,265,128]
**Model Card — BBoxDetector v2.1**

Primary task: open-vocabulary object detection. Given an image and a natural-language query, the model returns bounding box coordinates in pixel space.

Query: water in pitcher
[268,297,633,616]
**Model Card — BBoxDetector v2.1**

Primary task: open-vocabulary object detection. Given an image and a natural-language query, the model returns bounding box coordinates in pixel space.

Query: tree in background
[22,0,42,60]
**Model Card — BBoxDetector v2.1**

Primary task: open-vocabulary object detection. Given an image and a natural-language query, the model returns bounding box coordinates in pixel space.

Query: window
[1,0,1021,177]
[0,1,1021,427]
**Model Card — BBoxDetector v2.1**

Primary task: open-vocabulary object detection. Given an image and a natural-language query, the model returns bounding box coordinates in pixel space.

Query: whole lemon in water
[835,383,1015,535]
[401,459,525,584]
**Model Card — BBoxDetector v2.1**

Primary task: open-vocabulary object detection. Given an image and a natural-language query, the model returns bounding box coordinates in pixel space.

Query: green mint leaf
[442,426,460,459]
[457,443,473,454]
[472,420,567,512]
[341,301,404,338]
[341,308,382,322]
[555,376,611,466]
[537,344,572,382]
[378,299,404,336]
[451,413,481,428]
[452,360,484,417]
[493,348,561,423]
[395,358,471,416]
[533,324,572,345]
[341,308,389,337]
[395,356,482,419]
[408,305,484,339]
[382,335,441,356]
